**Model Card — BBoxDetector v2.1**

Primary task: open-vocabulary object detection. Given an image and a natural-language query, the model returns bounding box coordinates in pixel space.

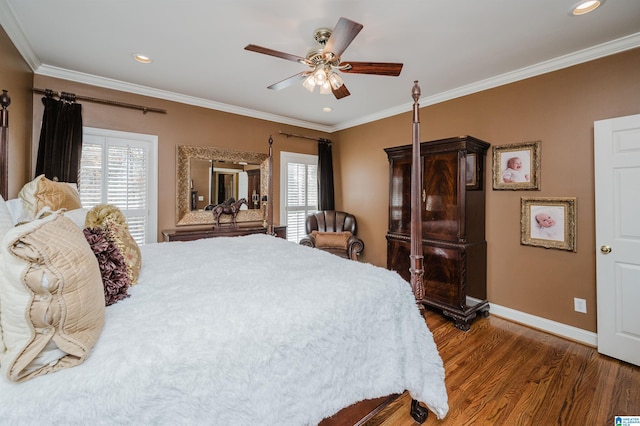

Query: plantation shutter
[79,130,156,245]
[281,152,318,243]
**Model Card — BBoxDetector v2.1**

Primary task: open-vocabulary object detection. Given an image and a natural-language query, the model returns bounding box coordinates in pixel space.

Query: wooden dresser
[163,224,286,242]
[385,136,490,331]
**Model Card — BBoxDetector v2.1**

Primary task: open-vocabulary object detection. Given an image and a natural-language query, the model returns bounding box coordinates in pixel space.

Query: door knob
[600,245,612,254]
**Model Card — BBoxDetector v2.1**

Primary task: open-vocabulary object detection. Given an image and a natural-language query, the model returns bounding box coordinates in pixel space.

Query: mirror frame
[176,145,269,226]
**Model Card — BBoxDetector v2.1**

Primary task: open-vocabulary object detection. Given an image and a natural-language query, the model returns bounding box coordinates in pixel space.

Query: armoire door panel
[423,151,460,241]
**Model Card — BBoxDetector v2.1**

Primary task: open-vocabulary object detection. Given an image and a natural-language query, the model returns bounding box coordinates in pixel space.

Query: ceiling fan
[244,17,403,99]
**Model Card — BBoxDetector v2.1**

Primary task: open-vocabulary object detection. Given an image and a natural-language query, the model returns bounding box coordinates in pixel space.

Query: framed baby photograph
[492,141,541,190]
[520,197,576,252]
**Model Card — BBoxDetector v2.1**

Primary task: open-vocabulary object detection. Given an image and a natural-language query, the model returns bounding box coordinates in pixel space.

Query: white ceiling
[1,0,639,133]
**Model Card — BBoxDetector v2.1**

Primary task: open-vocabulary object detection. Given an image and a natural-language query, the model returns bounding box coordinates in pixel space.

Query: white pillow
[63,208,89,229]
[0,196,13,239]
[5,198,32,225]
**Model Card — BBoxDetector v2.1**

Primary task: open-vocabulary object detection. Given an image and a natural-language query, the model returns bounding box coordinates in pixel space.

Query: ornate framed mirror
[176,145,269,226]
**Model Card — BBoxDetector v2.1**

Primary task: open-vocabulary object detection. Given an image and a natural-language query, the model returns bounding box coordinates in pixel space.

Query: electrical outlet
[574,297,587,314]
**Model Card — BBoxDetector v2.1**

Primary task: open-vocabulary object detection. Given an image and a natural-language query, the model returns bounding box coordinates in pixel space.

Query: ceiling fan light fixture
[328,72,344,90]
[313,66,327,85]
[245,17,403,100]
[319,81,332,95]
[302,74,316,92]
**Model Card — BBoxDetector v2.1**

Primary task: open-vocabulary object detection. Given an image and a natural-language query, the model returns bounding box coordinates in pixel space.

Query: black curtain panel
[35,95,83,183]
[317,140,335,211]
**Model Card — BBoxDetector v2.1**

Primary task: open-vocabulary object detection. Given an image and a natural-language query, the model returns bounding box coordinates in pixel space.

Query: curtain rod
[32,88,167,114]
[279,131,331,144]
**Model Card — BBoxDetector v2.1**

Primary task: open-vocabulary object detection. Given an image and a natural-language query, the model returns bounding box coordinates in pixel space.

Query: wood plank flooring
[363,309,640,426]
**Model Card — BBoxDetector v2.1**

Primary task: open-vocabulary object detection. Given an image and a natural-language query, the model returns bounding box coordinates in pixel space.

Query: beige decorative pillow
[84,204,128,229]
[312,230,352,249]
[104,219,142,284]
[85,204,142,284]
[18,174,81,217]
[0,213,105,382]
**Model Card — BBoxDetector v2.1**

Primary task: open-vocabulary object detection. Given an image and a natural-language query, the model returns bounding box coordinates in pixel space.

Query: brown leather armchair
[299,211,364,260]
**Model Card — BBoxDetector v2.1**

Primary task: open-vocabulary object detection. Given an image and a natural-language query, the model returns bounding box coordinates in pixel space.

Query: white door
[594,113,640,366]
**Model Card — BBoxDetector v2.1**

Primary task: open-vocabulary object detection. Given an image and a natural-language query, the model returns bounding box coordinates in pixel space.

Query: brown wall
[0,26,33,197]
[334,48,640,332]
[31,75,329,241]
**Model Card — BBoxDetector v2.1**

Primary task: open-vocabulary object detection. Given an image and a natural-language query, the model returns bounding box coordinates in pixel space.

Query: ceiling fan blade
[323,17,363,59]
[332,83,350,100]
[267,72,308,91]
[244,44,309,64]
[340,62,404,76]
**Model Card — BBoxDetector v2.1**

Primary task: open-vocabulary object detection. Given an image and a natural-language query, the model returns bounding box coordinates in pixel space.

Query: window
[280,152,318,243]
[79,127,158,245]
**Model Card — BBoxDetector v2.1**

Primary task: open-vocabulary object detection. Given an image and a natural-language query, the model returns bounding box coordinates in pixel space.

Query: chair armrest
[347,236,364,260]
[299,235,316,248]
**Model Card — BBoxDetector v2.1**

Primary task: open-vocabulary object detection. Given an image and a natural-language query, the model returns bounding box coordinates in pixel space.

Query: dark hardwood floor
[363,309,640,426]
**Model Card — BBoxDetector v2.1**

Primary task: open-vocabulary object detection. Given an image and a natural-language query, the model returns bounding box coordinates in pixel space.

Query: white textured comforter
[0,234,448,425]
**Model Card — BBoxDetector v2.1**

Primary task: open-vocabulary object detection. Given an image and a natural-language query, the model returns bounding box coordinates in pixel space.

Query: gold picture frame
[521,197,576,252]
[492,141,541,190]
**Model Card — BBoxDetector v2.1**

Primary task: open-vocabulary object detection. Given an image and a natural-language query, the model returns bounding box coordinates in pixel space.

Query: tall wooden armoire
[385,135,490,331]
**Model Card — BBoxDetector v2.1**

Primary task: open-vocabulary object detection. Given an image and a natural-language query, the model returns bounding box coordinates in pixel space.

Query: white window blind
[80,128,158,245]
[280,152,318,243]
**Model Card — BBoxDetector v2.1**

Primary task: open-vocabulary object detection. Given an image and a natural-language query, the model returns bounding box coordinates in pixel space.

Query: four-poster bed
[0,83,447,424]
[0,89,9,200]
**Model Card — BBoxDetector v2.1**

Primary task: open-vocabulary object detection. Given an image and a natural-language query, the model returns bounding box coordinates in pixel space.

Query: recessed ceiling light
[132,53,152,64]
[571,0,604,15]
[322,107,332,112]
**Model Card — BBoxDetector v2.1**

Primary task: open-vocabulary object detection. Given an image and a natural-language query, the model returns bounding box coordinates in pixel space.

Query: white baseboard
[488,303,598,347]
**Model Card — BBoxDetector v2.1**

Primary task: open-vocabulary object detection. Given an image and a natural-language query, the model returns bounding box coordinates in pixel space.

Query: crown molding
[0,0,41,70]
[34,64,334,133]
[331,32,640,132]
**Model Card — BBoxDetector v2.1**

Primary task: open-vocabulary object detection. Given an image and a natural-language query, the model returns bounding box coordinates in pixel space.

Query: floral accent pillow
[83,227,131,306]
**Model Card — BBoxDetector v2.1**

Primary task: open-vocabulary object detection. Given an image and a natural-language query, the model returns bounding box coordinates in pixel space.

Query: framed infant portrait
[520,197,576,252]
[492,141,541,190]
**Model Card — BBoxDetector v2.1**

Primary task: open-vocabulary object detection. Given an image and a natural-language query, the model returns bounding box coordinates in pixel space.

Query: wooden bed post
[0,89,10,200]
[267,135,274,236]
[410,82,425,302]
[409,81,429,424]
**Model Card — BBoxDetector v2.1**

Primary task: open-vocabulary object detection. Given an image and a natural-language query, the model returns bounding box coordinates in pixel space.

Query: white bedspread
[0,234,447,425]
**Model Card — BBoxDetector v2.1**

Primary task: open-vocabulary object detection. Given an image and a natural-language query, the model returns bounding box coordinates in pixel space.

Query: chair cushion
[312,230,352,249]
